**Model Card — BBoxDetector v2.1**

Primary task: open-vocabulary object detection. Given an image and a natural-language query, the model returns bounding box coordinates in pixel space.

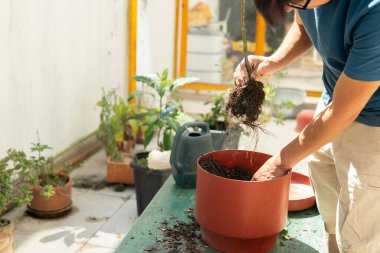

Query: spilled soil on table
[145,209,205,253]
[199,156,253,181]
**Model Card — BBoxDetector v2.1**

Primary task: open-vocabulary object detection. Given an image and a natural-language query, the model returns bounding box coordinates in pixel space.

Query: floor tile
[86,197,138,248]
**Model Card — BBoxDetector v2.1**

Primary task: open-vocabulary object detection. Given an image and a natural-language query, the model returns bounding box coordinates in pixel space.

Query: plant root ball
[226,79,265,130]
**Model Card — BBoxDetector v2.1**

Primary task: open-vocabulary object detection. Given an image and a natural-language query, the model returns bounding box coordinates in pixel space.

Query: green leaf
[161,68,169,81]
[169,77,199,91]
[163,130,174,151]
[127,112,151,120]
[161,79,174,89]
[166,118,180,131]
[128,119,139,137]
[132,75,155,84]
[132,76,157,90]
[127,91,145,102]
[156,85,165,98]
[143,125,157,148]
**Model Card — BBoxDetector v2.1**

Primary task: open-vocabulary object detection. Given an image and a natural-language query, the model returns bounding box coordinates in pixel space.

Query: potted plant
[196,150,291,253]
[24,141,73,218]
[130,68,198,215]
[0,149,37,252]
[96,88,144,184]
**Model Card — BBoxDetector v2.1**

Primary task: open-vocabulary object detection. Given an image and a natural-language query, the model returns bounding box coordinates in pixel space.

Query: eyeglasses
[287,0,312,9]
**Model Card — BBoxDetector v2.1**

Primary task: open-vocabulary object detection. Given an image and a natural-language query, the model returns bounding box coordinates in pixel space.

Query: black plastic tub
[131,151,172,215]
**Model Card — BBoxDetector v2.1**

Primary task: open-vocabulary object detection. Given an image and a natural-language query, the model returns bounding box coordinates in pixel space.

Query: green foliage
[132,68,198,151]
[96,88,144,161]
[0,139,60,211]
[201,93,228,130]
[0,149,35,211]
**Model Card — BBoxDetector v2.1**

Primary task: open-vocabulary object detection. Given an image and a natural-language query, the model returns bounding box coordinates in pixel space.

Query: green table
[116,176,327,253]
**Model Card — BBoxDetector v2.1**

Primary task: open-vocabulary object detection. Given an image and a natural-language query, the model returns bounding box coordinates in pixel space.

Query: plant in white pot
[130,68,198,215]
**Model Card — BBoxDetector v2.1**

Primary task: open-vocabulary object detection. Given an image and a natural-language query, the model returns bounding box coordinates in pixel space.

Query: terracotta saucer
[288,172,316,211]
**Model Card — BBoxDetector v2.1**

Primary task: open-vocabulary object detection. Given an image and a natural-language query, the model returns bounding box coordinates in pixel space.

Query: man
[233,0,380,252]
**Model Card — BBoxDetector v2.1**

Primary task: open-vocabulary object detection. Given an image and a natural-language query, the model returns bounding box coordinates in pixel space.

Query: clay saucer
[288,172,316,211]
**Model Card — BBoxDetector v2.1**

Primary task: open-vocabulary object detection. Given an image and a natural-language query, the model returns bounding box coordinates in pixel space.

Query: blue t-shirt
[298,0,380,126]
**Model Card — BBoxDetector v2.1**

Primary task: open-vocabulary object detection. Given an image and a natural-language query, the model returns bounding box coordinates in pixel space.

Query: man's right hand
[232,55,278,86]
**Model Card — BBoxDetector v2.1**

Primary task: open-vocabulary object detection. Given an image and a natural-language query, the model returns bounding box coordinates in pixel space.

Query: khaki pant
[308,101,380,253]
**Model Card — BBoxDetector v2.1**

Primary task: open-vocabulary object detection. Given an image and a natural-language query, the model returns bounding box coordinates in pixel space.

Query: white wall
[142,0,175,75]
[0,0,128,156]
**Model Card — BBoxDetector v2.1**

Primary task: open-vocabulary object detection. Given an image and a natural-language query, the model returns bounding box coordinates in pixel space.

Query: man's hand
[252,155,290,181]
[232,55,278,86]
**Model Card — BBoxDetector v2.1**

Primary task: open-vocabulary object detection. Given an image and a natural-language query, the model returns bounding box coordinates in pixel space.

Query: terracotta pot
[106,156,135,184]
[28,174,72,214]
[196,150,291,253]
[0,220,13,253]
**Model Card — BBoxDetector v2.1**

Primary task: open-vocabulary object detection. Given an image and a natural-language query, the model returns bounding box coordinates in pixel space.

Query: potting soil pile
[199,156,253,181]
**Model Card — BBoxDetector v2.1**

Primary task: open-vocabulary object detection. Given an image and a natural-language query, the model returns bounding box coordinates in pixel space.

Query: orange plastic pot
[196,150,291,253]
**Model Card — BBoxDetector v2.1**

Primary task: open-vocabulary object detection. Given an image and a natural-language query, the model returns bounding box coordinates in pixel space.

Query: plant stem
[241,0,251,76]
[242,0,247,57]
[158,94,163,150]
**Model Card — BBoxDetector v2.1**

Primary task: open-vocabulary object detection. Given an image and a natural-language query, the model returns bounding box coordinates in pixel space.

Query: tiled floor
[4,151,139,253]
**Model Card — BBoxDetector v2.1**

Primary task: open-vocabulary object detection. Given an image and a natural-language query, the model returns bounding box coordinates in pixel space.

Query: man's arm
[234,11,313,83]
[253,73,379,180]
[267,11,313,72]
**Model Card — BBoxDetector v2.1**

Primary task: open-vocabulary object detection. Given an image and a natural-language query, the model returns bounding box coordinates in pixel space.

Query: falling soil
[199,156,253,181]
[157,208,204,253]
[226,79,265,131]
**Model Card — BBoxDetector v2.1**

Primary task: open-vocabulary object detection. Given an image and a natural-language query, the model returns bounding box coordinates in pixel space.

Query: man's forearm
[277,73,380,169]
[270,21,313,71]
[278,104,352,169]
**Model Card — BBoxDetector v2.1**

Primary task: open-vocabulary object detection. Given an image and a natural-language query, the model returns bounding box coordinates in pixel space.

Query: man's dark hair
[253,0,288,26]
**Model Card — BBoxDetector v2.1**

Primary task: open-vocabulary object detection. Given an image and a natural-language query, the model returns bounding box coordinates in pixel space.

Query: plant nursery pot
[196,150,291,253]
[0,220,13,253]
[27,174,73,218]
[131,152,172,215]
[106,156,135,184]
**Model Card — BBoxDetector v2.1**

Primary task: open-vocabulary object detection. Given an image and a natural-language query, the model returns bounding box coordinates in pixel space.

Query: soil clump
[226,79,265,130]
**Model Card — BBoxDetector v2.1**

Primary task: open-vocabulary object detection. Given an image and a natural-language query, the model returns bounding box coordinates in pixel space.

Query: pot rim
[197,150,292,183]
[130,151,171,175]
[107,155,133,165]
